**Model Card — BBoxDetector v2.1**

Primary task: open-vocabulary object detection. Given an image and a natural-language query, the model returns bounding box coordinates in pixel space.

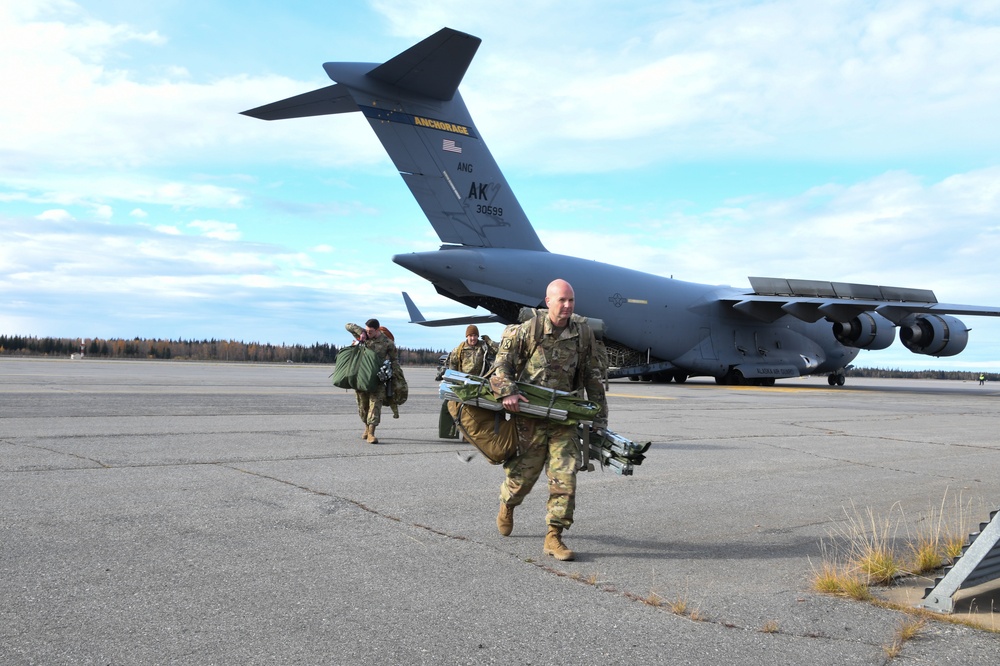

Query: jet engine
[898,314,969,356]
[831,312,896,350]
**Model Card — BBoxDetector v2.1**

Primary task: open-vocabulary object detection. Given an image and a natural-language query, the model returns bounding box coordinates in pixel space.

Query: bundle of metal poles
[440,369,650,475]
[581,426,651,476]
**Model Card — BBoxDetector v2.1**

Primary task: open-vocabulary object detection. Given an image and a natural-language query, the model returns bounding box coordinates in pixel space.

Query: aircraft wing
[402,292,505,328]
[717,277,1000,324]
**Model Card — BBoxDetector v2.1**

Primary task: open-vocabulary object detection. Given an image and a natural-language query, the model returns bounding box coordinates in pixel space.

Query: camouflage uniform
[447,336,498,375]
[489,314,608,530]
[345,323,398,428]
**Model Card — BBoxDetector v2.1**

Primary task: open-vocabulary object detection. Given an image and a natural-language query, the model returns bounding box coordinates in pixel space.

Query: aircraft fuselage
[393,247,860,381]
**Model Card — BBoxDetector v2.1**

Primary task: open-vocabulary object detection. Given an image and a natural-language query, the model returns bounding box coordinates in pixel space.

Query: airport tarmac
[2,356,999,665]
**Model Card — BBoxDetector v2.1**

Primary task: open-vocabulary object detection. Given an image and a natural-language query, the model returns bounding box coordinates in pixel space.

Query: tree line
[0,335,446,366]
[846,367,996,381]
[1,335,994,380]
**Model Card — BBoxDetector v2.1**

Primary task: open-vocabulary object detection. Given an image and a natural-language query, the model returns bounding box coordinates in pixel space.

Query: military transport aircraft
[242,27,1000,386]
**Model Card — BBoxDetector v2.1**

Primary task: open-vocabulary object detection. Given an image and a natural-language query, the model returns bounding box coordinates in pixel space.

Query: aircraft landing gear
[715,368,775,386]
[827,372,846,386]
[716,368,747,385]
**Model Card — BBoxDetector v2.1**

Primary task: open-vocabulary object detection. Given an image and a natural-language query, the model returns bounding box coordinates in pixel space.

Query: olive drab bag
[331,344,380,392]
[444,367,518,464]
[438,402,459,439]
[447,368,517,465]
[447,398,518,465]
[388,360,408,406]
[376,326,408,408]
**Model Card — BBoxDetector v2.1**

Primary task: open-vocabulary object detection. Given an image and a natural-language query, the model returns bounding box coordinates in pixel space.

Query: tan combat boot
[497,504,514,536]
[367,425,378,444]
[543,526,574,561]
[362,425,370,440]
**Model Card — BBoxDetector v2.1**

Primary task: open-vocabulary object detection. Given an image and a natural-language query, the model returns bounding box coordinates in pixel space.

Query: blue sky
[3,0,1000,370]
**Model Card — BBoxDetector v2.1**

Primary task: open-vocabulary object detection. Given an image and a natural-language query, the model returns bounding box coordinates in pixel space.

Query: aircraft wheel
[758,378,775,386]
[827,375,837,386]
[836,374,846,386]
[674,373,688,384]
[721,369,746,385]
[629,375,639,382]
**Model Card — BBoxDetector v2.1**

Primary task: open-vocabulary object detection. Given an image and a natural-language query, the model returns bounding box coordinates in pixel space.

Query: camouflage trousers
[499,417,578,529]
[355,390,383,427]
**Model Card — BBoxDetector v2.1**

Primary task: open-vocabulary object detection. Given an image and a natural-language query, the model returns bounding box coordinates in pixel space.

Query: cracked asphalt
[2,357,999,664]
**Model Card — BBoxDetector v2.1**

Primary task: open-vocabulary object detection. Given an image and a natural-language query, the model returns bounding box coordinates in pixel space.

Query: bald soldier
[489,279,608,561]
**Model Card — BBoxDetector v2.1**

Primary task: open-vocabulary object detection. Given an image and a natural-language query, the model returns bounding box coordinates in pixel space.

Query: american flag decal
[442,139,463,154]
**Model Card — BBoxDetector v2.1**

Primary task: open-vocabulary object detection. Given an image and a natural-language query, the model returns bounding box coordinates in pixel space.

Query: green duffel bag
[438,401,459,439]
[332,344,380,392]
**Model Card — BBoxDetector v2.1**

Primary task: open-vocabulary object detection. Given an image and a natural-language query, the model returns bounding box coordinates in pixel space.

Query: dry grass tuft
[897,617,927,641]
[809,547,874,601]
[883,638,903,660]
[941,492,974,561]
[668,597,688,615]
[883,617,926,660]
[840,503,904,585]
[813,490,981,608]
[761,620,780,634]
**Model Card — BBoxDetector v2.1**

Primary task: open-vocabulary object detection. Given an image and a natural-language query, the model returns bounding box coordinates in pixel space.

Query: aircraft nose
[392,253,423,273]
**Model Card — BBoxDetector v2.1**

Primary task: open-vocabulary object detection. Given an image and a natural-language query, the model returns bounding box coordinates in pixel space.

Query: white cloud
[546,166,1000,307]
[187,219,241,241]
[36,209,74,222]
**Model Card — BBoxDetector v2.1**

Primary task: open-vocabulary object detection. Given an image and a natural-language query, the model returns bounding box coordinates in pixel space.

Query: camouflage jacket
[345,323,398,365]
[447,336,498,375]
[489,314,608,425]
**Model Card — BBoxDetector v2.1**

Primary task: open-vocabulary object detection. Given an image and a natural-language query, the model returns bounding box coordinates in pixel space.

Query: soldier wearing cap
[488,279,608,561]
[447,325,498,376]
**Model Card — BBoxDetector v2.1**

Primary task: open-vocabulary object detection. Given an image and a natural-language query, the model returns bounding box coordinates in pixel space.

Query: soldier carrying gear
[345,318,398,444]
[447,324,499,376]
[489,279,608,561]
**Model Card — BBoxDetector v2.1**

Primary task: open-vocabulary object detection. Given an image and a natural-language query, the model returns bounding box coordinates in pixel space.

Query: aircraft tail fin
[242,28,546,252]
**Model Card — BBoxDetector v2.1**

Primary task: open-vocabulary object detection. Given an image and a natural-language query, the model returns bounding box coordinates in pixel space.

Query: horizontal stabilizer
[402,292,503,328]
[240,83,358,120]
